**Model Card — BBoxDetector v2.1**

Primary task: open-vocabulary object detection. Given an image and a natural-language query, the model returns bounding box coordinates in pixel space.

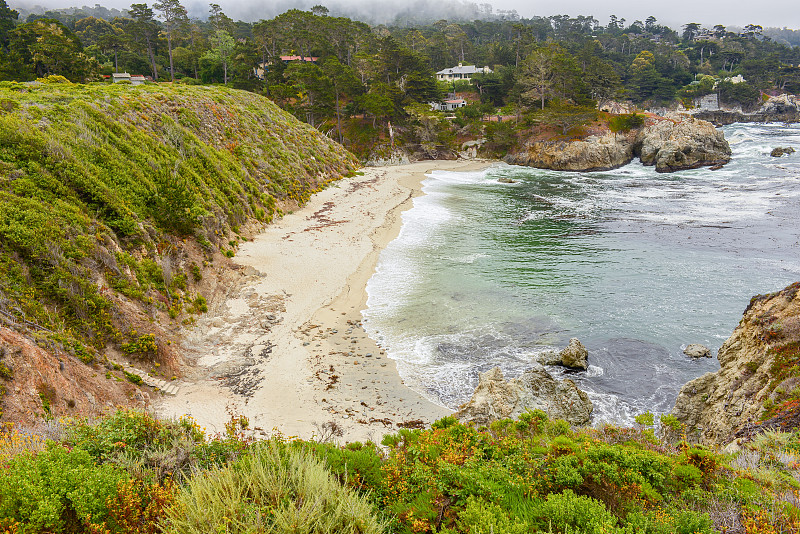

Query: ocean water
[362,123,800,425]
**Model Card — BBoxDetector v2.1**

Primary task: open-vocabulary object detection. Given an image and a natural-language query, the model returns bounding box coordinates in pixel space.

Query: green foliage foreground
[0,80,357,356]
[1,409,799,533]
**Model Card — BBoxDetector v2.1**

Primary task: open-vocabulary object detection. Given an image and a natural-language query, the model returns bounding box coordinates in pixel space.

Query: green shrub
[608,113,645,134]
[123,370,143,385]
[534,489,617,534]
[166,441,384,534]
[0,445,130,532]
[456,496,529,534]
[120,333,158,357]
[671,463,703,490]
[67,410,196,464]
[192,295,207,313]
[305,440,385,501]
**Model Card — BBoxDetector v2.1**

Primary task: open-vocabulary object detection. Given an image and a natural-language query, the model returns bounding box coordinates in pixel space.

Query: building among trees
[436,63,492,82]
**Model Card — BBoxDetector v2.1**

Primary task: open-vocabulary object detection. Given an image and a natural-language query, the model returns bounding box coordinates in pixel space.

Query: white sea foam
[363,123,800,424]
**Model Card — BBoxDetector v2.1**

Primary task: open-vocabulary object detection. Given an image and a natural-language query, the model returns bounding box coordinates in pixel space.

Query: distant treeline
[1,0,800,157]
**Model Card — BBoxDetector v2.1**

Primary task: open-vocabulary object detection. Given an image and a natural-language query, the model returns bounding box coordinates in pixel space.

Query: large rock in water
[683,344,711,358]
[455,366,593,426]
[504,130,635,172]
[672,282,800,445]
[635,116,731,172]
[559,338,589,369]
[505,116,730,173]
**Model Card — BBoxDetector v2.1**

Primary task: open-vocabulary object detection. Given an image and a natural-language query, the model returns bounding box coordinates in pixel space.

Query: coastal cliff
[505,115,731,173]
[694,94,800,126]
[672,282,800,445]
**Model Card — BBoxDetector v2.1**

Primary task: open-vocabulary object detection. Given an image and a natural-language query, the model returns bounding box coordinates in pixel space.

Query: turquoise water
[363,123,800,424]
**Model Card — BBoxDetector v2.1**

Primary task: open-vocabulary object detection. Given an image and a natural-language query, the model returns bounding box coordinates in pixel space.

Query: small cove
[363,123,800,424]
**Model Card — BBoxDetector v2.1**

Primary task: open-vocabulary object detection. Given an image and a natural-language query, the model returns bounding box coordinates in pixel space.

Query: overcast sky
[9,0,800,30]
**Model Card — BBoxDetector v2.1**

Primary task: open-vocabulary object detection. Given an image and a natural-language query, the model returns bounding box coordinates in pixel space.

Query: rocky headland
[505,115,731,173]
[672,282,800,446]
[694,94,800,126]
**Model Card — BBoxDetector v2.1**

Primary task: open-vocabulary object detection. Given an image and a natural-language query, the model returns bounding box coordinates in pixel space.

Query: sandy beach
[156,159,493,442]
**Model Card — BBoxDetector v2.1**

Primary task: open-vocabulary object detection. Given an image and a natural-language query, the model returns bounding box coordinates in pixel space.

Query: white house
[111,73,146,85]
[436,63,493,82]
[429,94,468,112]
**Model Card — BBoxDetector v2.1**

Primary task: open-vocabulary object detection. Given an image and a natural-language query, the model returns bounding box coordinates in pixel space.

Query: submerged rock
[559,338,589,370]
[455,366,593,426]
[683,344,711,358]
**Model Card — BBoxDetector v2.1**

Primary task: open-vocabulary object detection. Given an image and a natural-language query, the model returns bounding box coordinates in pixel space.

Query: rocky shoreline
[505,115,732,173]
[694,94,800,126]
[672,282,800,446]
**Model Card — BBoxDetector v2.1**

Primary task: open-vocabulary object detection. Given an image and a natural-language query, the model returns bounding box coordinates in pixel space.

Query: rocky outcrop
[634,116,731,172]
[535,338,589,369]
[683,344,711,358]
[672,282,800,445]
[504,130,636,172]
[506,116,730,173]
[771,147,795,157]
[455,366,593,426]
[695,94,800,125]
[559,338,589,369]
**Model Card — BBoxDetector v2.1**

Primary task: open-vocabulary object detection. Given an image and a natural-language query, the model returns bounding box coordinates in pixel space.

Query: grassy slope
[0,78,357,393]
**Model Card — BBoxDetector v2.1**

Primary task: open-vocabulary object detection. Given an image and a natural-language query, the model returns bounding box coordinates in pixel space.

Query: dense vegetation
[0,409,798,533]
[0,80,356,370]
[1,0,799,158]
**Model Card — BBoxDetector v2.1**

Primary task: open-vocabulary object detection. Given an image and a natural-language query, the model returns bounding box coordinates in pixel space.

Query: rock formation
[771,147,795,157]
[504,130,636,172]
[534,338,589,369]
[559,338,589,369]
[672,282,800,445]
[455,365,593,426]
[695,94,800,125]
[635,116,731,172]
[505,115,731,173]
[683,344,711,358]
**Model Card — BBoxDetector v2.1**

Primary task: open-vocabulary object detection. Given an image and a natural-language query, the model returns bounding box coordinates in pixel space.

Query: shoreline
[156,159,494,442]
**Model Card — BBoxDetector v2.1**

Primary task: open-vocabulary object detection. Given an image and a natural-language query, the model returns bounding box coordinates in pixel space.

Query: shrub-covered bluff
[0,79,358,423]
[1,407,799,533]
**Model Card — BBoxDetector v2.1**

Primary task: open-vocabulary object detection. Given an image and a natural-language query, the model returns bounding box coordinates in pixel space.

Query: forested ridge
[1,0,799,157]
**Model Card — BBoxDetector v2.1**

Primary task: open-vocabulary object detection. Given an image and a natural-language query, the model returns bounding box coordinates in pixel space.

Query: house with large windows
[435,63,493,82]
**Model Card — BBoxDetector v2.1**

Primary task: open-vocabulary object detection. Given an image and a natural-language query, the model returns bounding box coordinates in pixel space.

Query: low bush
[0,445,130,532]
[0,409,797,533]
[166,440,384,534]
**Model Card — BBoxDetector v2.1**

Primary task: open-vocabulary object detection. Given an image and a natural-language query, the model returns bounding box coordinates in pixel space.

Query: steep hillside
[673,282,800,445]
[0,78,358,423]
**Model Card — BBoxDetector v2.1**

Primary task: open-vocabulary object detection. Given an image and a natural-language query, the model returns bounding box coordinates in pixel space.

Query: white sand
[156,160,493,442]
